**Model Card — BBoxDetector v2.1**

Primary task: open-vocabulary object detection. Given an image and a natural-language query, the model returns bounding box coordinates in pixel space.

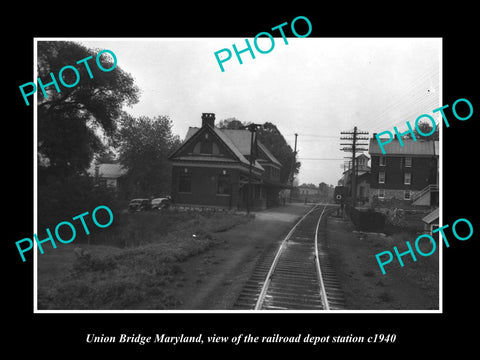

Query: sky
[74,37,441,186]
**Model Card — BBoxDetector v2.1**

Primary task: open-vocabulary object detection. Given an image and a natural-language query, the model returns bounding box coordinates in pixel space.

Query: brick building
[368,136,439,206]
[168,113,284,210]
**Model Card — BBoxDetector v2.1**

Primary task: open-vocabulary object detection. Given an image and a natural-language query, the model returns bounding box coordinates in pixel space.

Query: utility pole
[340,126,369,207]
[241,123,263,214]
[289,133,298,203]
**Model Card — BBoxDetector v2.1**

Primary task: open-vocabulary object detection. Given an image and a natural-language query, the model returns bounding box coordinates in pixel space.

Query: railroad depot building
[368,136,439,206]
[168,113,284,210]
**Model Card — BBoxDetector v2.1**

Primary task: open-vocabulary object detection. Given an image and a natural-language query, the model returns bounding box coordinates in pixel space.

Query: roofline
[168,126,243,163]
[369,152,439,157]
[256,141,282,167]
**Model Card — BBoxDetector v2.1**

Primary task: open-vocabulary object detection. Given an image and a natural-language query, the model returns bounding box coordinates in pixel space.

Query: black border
[6,5,478,355]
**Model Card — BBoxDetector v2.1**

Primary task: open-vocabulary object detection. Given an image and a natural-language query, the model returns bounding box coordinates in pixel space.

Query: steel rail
[314,204,330,310]
[254,204,322,310]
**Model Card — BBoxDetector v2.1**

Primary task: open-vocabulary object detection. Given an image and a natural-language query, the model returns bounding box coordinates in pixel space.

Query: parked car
[128,198,151,212]
[151,197,171,210]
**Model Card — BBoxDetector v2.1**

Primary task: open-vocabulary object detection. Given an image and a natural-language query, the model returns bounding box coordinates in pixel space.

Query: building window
[378,189,385,199]
[379,156,386,166]
[405,157,412,167]
[404,190,411,200]
[378,171,385,184]
[179,172,191,193]
[217,174,231,195]
[404,172,411,185]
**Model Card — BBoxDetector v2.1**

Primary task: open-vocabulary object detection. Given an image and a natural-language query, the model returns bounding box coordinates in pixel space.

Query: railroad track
[233,204,344,310]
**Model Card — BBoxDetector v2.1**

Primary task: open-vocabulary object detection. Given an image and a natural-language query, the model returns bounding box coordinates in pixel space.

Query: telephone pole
[340,126,369,207]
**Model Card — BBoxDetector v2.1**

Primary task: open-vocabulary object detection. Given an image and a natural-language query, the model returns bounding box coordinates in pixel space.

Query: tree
[217,117,244,129]
[36,41,140,228]
[37,41,140,179]
[218,119,300,184]
[116,114,181,198]
[406,121,439,140]
[256,122,301,184]
[94,148,118,164]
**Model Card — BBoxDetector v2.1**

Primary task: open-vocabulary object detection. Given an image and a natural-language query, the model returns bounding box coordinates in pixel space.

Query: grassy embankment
[37,210,252,310]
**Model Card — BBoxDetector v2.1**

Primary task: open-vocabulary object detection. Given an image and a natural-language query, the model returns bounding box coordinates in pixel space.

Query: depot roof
[184,126,281,169]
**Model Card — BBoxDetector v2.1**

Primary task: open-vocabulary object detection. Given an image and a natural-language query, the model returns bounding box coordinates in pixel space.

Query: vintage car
[151,197,171,210]
[128,198,151,212]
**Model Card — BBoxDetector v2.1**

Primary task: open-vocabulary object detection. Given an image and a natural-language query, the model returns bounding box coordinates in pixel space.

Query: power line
[286,133,339,138]
[357,69,438,127]
[298,139,340,142]
[368,92,440,132]
[369,68,438,118]
[364,70,440,131]
[298,158,344,160]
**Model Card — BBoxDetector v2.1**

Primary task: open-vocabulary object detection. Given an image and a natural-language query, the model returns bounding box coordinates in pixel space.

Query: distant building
[318,182,329,193]
[297,185,320,199]
[422,207,439,235]
[355,173,371,204]
[369,136,439,206]
[87,163,127,190]
[168,113,285,210]
[341,153,371,204]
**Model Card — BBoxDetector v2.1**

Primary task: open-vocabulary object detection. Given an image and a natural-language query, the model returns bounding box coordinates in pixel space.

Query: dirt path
[169,204,312,310]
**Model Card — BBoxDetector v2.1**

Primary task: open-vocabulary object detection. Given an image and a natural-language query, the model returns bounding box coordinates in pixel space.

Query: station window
[217,174,231,195]
[404,190,411,200]
[379,156,387,166]
[179,172,191,193]
[404,172,411,185]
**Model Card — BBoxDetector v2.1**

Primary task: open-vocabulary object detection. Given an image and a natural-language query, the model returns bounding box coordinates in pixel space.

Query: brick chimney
[201,113,215,128]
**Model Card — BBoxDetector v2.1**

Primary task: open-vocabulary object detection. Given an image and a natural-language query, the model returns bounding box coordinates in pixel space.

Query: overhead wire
[367,68,438,120]
[364,69,440,131]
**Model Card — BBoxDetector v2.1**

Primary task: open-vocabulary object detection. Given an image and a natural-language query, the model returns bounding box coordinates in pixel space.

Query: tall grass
[37,210,252,310]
